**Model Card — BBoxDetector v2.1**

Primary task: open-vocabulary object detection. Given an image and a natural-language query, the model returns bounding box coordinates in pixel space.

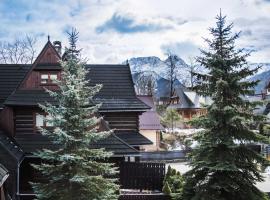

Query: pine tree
[163,181,172,195]
[161,108,181,132]
[182,13,269,200]
[31,29,119,200]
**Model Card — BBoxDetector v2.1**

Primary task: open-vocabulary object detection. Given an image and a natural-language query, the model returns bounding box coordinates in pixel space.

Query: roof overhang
[115,132,153,146]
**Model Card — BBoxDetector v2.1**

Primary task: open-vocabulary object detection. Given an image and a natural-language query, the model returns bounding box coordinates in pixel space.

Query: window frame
[34,112,54,128]
[40,72,58,85]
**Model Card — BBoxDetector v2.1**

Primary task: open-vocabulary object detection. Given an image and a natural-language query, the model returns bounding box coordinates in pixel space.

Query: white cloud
[0,0,269,63]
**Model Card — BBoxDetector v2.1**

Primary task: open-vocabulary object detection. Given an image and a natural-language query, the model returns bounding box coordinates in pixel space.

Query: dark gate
[119,162,165,191]
[119,194,171,200]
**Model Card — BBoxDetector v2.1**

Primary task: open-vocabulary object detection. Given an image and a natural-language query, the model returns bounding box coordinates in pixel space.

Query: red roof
[137,96,164,130]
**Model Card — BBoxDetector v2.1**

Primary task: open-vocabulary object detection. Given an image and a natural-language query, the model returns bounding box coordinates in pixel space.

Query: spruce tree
[31,29,119,200]
[182,13,269,200]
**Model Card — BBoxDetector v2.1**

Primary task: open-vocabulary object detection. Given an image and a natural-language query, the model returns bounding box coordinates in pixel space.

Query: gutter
[16,156,24,198]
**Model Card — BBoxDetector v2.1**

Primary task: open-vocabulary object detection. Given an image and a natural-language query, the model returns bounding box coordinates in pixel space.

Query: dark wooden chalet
[0,40,156,199]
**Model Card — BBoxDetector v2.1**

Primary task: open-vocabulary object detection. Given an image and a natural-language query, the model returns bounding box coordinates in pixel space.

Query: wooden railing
[119,162,165,191]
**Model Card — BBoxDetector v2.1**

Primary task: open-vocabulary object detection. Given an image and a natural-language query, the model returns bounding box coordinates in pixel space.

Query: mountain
[250,63,270,74]
[127,56,270,96]
[248,65,270,94]
[128,55,192,87]
[246,63,270,94]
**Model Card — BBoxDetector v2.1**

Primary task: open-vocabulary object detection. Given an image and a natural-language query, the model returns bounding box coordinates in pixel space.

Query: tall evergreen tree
[182,13,269,200]
[31,29,119,200]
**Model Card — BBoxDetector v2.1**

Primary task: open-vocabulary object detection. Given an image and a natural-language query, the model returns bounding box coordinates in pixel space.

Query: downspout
[16,157,24,199]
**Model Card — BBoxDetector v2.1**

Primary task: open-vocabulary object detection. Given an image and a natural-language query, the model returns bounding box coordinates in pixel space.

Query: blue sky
[0,0,270,63]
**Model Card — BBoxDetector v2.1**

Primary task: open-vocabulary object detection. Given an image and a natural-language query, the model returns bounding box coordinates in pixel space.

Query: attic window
[40,73,58,84]
[41,74,49,84]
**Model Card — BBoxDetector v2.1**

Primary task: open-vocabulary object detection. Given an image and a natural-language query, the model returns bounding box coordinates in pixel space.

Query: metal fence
[119,194,171,200]
[120,162,165,191]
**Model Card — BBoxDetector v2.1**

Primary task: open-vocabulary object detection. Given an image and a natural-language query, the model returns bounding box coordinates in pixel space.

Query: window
[130,156,135,162]
[50,74,58,83]
[40,73,58,84]
[35,113,53,127]
[36,114,44,127]
[41,74,49,84]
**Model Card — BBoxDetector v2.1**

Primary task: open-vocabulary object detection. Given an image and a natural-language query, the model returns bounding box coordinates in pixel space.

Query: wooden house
[137,95,164,151]
[0,40,156,199]
[155,78,209,120]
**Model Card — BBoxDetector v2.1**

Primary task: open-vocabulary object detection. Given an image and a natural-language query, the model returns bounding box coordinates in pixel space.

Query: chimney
[53,41,62,56]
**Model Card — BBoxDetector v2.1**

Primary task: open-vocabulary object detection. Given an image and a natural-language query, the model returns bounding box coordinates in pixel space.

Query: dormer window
[41,74,49,84]
[40,73,58,84]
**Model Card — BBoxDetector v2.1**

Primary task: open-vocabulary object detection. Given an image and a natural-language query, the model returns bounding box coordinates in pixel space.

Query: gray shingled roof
[14,133,139,156]
[4,65,149,111]
[115,132,153,146]
[156,78,210,109]
[0,64,31,108]
[137,96,164,130]
[34,63,62,70]
[0,131,24,162]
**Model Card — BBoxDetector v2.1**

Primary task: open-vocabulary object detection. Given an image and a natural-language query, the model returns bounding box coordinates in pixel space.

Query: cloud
[161,41,201,62]
[0,0,269,63]
[96,13,172,34]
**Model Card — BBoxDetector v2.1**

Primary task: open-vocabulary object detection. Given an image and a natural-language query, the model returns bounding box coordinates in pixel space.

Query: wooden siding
[103,112,139,133]
[36,43,59,64]
[20,70,60,90]
[14,109,141,135]
[0,106,14,136]
[14,108,36,135]
[178,108,207,120]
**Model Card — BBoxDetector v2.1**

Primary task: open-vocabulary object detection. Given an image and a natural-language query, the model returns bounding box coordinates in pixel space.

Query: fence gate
[119,162,165,191]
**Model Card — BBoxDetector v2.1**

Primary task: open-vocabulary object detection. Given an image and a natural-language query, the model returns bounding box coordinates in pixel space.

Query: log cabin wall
[0,106,14,136]
[37,48,59,64]
[14,107,38,135]
[103,112,139,133]
[178,108,207,120]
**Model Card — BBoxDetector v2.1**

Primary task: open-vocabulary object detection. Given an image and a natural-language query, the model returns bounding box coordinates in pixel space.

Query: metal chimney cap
[53,41,62,46]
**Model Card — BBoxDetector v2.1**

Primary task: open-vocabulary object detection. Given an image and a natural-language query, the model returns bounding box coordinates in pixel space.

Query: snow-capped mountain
[249,63,270,74]
[128,55,192,87]
[127,55,270,96]
[248,64,270,94]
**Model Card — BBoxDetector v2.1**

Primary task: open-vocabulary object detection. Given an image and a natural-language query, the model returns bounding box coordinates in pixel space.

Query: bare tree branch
[0,35,37,64]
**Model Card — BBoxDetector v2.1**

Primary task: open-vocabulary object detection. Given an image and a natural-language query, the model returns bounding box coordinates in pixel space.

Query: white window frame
[35,113,53,127]
[41,74,49,84]
[40,73,58,84]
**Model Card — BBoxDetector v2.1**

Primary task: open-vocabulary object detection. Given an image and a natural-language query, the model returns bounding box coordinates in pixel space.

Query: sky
[0,0,270,64]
